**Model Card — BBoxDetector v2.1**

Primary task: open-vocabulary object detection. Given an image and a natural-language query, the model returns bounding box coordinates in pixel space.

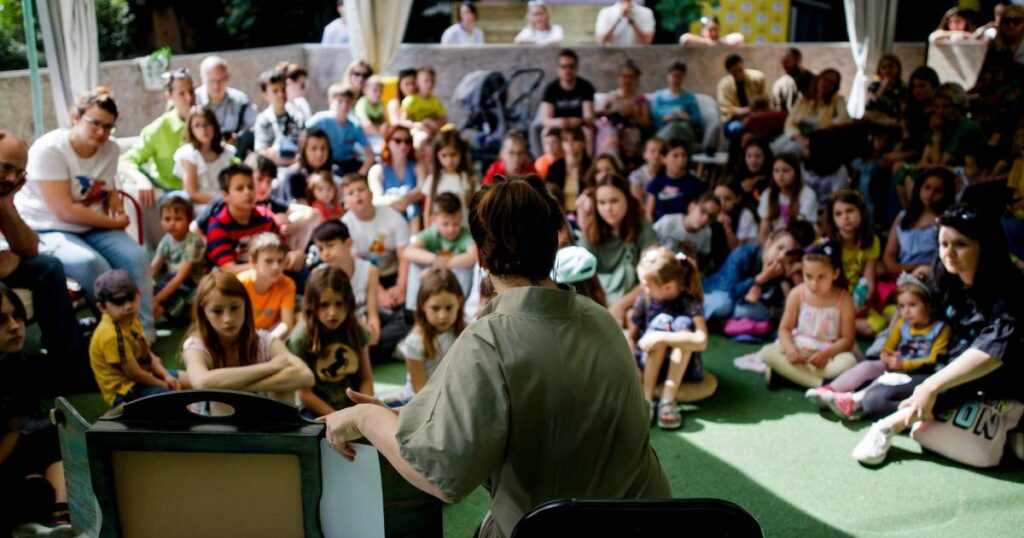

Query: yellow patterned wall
[690,0,791,44]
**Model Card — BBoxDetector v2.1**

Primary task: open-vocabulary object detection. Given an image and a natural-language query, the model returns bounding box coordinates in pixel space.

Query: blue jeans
[113,369,180,405]
[38,229,155,341]
[2,253,83,358]
[703,290,735,321]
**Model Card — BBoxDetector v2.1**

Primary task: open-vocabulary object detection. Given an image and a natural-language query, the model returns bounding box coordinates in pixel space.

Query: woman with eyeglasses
[15,88,157,342]
[513,1,563,46]
[121,68,195,193]
[342,60,374,101]
[853,204,1024,465]
[678,15,745,48]
[367,125,425,229]
[440,1,485,46]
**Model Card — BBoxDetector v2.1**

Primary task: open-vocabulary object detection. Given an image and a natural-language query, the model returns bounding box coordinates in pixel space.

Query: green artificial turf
[58,330,1024,537]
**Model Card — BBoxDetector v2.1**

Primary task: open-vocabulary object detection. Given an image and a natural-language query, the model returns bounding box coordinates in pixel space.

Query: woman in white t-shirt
[15,88,158,340]
[514,1,564,46]
[441,2,485,45]
[173,105,237,213]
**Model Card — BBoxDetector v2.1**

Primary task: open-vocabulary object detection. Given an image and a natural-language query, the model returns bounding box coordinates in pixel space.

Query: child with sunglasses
[89,270,190,407]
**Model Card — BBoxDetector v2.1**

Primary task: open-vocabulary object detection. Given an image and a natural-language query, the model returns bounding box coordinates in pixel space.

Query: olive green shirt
[396,286,671,538]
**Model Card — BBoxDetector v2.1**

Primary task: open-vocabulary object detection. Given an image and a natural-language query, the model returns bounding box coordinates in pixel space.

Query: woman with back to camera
[321,174,670,537]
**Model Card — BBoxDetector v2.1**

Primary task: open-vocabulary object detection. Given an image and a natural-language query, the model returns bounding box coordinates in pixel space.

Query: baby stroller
[454,68,544,170]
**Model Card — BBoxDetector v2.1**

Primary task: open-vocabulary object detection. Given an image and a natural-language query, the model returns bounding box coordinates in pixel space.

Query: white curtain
[843,0,899,119]
[37,0,99,128]
[345,0,413,73]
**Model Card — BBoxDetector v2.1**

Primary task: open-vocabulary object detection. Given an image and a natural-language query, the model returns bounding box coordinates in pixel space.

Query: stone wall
[1,42,926,142]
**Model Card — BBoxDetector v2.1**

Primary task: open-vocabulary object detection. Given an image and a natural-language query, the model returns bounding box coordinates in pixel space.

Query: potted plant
[138,46,172,90]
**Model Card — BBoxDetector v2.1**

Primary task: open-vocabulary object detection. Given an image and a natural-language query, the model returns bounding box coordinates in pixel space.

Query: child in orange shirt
[237,232,297,339]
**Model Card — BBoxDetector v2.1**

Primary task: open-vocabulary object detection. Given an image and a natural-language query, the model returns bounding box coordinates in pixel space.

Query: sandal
[657,401,682,430]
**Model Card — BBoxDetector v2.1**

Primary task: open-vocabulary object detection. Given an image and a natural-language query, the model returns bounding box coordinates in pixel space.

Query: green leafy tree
[654,0,721,35]
[0,0,134,71]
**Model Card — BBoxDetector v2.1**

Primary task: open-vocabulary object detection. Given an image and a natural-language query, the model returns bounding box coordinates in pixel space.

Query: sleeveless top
[352,258,371,317]
[793,285,846,352]
[895,211,938,265]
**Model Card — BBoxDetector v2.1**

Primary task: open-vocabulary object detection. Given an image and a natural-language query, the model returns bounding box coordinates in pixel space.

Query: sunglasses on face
[104,293,135,306]
[352,71,370,78]
[1002,16,1024,25]
[391,137,413,145]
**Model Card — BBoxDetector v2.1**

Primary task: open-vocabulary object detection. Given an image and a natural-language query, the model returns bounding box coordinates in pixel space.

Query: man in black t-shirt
[540,49,596,153]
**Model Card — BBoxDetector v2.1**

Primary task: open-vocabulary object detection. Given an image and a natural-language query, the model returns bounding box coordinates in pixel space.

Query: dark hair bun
[469,175,565,281]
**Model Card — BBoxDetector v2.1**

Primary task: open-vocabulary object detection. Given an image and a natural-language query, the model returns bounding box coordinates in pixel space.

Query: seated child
[288,265,373,417]
[340,174,411,313]
[90,270,189,406]
[552,246,607,307]
[401,66,448,150]
[807,273,950,420]
[483,129,537,185]
[151,194,205,322]
[713,180,759,248]
[393,267,466,404]
[205,164,304,274]
[238,233,297,340]
[421,129,478,225]
[307,83,374,175]
[309,170,344,221]
[254,68,303,166]
[645,139,706,222]
[702,227,799,322]
[403,193,477,308]
[182,272,313,406]
[312,221,393,358]
[629,247,708,430]
[534,127,563,179]
[0,285,70,535]
[654,192,719,264]
[629,137,664,203]
[760,241,858,388]
[354,74,387,143]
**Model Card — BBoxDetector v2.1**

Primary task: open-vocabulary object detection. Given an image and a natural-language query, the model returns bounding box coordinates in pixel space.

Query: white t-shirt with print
[17,128,120,233]
[341,206,410,278]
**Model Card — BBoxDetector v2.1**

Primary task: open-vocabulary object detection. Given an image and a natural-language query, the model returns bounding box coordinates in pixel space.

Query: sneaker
[657,401,683,430]
[805,386,833,408]
[823,391,859,420]
[852,425,894,465]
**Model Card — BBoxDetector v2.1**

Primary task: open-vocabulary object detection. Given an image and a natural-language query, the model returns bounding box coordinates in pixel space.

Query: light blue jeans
[39,229,155,341]
[703,290,771,321]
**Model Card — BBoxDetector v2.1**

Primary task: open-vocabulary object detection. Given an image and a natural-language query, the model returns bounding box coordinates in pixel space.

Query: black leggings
[860,373,931,419]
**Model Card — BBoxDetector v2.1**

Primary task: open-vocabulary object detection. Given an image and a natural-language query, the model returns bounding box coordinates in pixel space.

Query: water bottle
[854,277,869,309]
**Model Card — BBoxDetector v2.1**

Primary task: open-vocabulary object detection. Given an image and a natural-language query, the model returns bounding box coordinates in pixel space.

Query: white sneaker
[804,387,830,408]
[852,425,894,465]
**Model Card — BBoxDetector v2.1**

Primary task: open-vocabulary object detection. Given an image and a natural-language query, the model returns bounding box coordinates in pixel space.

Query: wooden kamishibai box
[54,390,442,538]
